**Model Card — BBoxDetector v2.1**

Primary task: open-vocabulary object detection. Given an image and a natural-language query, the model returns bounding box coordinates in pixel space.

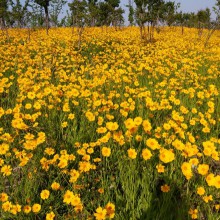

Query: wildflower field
[0,27,220,220]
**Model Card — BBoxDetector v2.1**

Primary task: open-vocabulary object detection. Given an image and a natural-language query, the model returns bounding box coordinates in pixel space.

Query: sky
[20,0,217,24]
[172,0,216,14]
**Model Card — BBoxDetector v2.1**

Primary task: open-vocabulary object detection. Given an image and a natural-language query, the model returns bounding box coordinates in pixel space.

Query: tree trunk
[0,17,5,29]
[28,27,32,41]
[91,17,95,27]
[204,26,217,47]
[198,22,203,39]
[181,25,184,35]
[78,27,83,49]
[148,24,150,35]
[140,25,143,40]
[44,6,49,35]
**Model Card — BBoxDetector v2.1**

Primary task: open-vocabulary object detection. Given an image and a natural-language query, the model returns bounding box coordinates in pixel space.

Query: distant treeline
[0,0,219,32]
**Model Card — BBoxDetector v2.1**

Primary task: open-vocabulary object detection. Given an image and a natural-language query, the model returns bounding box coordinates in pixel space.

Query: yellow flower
[32,203,41,213]
[1,165,12,176]
[70,195,81,207]
[105,202,115,219]
[51,182,60,190]
[197,186,205,196]
[159,148,175,163]
[134,117,142,126]
[68,113,75,120]
[40,189,50,200]
[97,127,107,134]
[10,204,22,215]
[189,158,199,166]
[202,141,215,156]
[102,147,111,157]
[188,208,198,219]
[161,184,170,192]
[46,211,55,220]
[33,102,41,110]
[0,144,9,156]
[44,147,55,155]
[0,192,8,202]
[127,148,137,159]
[23,205,31,214]
[85,111,95,122]
[172,139,185,151]
[63,103,70,112]
[61,121,68,128]
[215,204,220,210]
[27,92,36,100]
[146,138,160,150]
[63,190,74,204]
[58,158,68,168]
[25,103,32,109]
[0,158,4,166]
[163,123,171,130]
[206,173,215,186]
[156,164,165,173]
[79,161,91,172]
[98,188,104,194]
[214,175,220,189]
[142,148,152,160]
[69,169,80,183]
[94,207,107,220]
[197,164,209,176]
[181,162,192,180]
[142,120,152,133]
[135,135,142,142]
[106,122,119,131]
[2,201,12,212]
[202,195,213,203]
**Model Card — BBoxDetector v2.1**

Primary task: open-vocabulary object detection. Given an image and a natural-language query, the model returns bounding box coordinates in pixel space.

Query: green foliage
[126,4,135,26]
[49,0,67,27]
[0,0,10,27]
[69,0,88,27]
[161,1,180,26]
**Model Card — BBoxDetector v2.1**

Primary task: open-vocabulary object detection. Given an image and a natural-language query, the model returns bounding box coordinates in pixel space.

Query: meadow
[0,26,220,220]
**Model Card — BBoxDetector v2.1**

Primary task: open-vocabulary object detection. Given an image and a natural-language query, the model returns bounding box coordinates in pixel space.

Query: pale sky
[20,0,217,24]
[172,0,216,13]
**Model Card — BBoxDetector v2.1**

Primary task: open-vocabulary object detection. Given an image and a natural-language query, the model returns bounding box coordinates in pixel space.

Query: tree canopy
[0,0,218,33]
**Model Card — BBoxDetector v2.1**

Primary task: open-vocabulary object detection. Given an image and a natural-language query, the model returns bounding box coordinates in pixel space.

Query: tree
[69,0,88,27]
[10,0,30,28]
[197,8,211,25]
[204,0,220,47]
[33,0,50,34]
[69,0,88,48]
[134,0,165,40]
[162,1,179,26]
[134,0,149,39]
[0,0,10,28]
[175,12,190,34]
[97,2,111,26]
[126,0,135,26]
[112,7,124,29]
[213,0,220,22]
[196,8,211,38]
[61,10,73,27]
[88,0,99,26]
[50,0,67,27]
[29,4,45,28]
[96,0,122,27]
